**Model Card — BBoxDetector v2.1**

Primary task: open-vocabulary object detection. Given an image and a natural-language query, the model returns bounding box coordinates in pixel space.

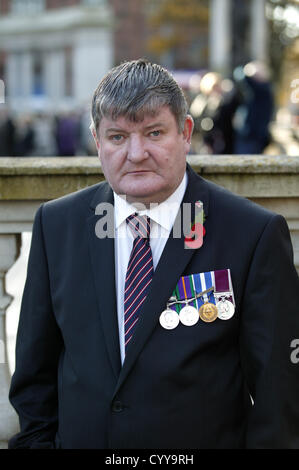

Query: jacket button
[112,400,124,413]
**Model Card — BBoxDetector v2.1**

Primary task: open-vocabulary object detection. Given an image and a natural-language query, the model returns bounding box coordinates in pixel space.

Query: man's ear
[90,124,100,150]
[183,115,194,142]
[183,114,194,146]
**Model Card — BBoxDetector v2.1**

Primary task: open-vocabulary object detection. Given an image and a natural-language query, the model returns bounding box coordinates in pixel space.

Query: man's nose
[127,135,149,162]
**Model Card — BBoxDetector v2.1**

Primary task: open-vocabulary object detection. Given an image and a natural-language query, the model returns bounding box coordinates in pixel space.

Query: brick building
[111,0,146,65]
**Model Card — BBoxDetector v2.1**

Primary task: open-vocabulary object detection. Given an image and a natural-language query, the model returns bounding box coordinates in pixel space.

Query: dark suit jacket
[9,165,299,449]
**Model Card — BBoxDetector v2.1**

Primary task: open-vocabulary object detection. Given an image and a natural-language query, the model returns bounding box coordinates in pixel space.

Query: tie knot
[126,214,150,239]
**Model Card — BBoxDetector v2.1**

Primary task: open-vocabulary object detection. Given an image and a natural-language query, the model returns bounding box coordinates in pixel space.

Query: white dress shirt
[114,172,188,363]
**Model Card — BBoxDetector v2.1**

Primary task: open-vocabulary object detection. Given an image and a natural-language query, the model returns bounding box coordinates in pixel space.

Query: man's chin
[125,192,158,207]
[120,179,163,201]
[123,187,164,206]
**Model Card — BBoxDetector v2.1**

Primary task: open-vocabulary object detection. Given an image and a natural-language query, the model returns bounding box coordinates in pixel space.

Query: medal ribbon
[193,272,216,306]
[177,276,197,310]
[193,274,204,308]
[171,287,180,314]
[214,269,234,305]
[201,272,216,304]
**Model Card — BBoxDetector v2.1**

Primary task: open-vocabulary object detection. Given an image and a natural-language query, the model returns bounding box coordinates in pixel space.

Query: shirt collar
[114,172,188,231]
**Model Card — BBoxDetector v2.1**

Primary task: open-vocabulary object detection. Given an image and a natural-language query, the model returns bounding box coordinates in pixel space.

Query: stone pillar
[209,0,232,73]
[6,52,19,101]
[22,51,33,107]
[22,51,33,100]
[0,234,21,449]
[250,0,268,62]
[44,49,65,106]
[73,28,113,105]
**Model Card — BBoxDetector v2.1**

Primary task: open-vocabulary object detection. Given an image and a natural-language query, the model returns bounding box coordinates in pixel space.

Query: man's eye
[150,130,160,137]
[110,134,124,143]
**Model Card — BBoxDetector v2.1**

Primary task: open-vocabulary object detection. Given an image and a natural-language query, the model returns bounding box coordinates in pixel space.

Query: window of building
[11,0,45,15]
[14,52,23,96]
[46,0,81,9]
[0,51,5,81]
[64,46,73,97]
[32,51,45,96]
[83,0,106,6]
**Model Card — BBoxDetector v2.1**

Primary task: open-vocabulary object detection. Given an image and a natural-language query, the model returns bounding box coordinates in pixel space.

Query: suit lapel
[87,183,121,379]
[113,165,210,396]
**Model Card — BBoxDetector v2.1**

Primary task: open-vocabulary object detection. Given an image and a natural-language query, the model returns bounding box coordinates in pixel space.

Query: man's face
[93,106,194,206]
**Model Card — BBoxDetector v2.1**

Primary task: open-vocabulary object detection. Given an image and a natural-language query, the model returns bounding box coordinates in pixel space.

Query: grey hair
[90,59,188,135]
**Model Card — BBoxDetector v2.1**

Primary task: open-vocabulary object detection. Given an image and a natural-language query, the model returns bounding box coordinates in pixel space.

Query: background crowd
[0,59,298,158]
[0,106,96,157]
[189,61,275,155]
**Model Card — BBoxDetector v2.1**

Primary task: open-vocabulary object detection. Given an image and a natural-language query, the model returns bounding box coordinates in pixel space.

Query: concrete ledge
[0,157,103,200]
[0,157,102,175]
[0,155,298,200]
[0,155,298,175]
[188,154,299,173]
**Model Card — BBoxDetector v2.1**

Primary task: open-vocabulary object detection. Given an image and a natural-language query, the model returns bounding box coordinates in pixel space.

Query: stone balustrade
[0,154,298,448]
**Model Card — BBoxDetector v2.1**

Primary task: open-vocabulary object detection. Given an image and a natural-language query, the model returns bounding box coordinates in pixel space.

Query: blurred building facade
[0,0,271,114]
[0,0,113,113]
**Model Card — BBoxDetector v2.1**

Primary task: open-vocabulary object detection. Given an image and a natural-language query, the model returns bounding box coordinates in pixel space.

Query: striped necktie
[124,214,154,351]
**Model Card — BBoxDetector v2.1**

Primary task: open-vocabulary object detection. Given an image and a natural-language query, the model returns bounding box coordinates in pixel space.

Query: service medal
[216,299,235,320]
[159,309,180,330]
[179,305,199,326]
[198,302,218,323]
[214,269,236,321]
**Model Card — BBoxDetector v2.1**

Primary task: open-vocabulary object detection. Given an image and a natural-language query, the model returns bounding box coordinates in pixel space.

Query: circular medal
[216,299,235,320]
[199,302,218,323]
[159,309,180,330]
[179,305,199,326]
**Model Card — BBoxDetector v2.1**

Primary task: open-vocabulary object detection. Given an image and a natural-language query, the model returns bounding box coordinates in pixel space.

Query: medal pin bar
[159,286,215,329]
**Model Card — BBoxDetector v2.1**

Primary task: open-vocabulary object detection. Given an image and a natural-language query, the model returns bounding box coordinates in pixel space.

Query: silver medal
[179,305,199,326]
[159,308,180,330]
[216,299,235,320]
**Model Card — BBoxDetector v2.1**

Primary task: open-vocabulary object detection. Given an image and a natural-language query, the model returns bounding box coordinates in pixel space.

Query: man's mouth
[127,170,152,174]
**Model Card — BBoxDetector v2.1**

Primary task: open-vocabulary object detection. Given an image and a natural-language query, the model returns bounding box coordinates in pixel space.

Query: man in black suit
[9,60,299,449]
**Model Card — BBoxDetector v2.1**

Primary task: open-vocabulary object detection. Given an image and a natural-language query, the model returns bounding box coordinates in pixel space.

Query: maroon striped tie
[124,214,154,351]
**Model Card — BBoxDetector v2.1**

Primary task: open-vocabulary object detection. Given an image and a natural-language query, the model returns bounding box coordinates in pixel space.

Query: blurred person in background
[190,72,240,155]
[55,110,80,157]
[32,112,57,157]
[288,89,299,142]
[14,115,35,157]
[0,108,16,156]
[233,61,274,155]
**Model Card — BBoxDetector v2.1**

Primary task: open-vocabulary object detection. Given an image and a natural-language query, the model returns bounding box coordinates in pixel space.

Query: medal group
[159,269,235,330]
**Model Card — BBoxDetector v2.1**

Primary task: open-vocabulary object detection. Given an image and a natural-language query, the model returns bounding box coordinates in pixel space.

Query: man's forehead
[99,105,175,131]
